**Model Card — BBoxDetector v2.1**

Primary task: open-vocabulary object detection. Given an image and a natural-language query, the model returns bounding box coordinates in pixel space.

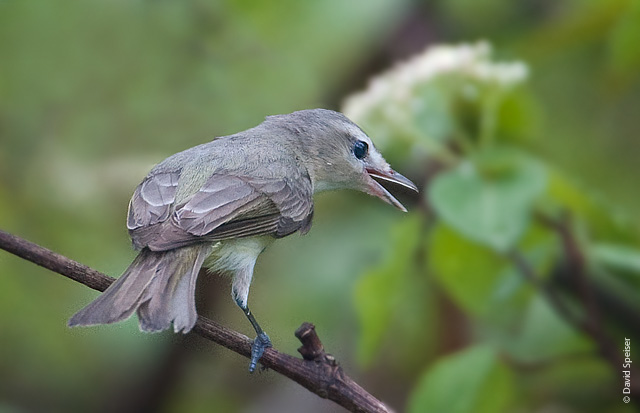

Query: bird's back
[126,128,314,252]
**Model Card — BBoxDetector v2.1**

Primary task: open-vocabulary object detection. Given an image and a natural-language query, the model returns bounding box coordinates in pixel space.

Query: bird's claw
[249,332,272,373]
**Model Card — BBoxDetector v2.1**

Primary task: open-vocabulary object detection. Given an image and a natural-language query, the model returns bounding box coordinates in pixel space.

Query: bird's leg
[235,298,272,373]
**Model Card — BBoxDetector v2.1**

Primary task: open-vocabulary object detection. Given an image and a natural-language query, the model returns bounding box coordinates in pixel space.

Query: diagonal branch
[514,214,640,398]
[0,229,391,413]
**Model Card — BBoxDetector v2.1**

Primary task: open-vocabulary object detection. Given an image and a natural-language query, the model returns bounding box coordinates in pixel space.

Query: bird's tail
[68,244,211,333]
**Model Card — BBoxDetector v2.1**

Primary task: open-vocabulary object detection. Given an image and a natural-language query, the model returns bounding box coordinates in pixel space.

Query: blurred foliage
[1,0,640,412]
[345,30,640,413]
[407,345,514,413]
[429,147,547,252]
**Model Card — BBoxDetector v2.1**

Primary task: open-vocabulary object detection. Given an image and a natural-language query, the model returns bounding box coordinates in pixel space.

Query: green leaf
[407,345,514,413]
[429,147,547,251]
[354,266,398,365]
[545,169,638,243]
[429,223,508,317]
[354,213,425,365]
[592,243,640,274]
[506,295,594,363]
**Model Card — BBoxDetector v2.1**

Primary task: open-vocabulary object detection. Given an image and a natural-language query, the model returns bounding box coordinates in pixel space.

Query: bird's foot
[249,332,272,373]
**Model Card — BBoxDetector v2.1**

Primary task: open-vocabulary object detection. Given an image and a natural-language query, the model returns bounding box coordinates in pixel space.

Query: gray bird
[69,108,418,371]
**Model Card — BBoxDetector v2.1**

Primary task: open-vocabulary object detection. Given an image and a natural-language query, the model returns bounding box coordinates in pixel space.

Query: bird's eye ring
[353,140,368,160]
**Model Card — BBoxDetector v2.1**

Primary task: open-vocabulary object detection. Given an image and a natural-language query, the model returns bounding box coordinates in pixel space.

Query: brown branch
[515,214,640,397]
[0,229,391,413]
[509,250,585,330]
[542,216,640,394]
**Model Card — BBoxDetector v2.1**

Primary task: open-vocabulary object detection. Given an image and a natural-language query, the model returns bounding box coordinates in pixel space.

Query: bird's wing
[175,173,313,238]
[128,169,314,251]
[127,171,180,231]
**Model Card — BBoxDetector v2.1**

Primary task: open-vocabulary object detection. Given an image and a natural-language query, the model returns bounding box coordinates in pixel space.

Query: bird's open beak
[365,166,419,212]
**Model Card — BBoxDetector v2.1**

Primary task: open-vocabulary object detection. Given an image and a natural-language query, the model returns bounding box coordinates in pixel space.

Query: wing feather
[175,175,263,236]
[127,172,180,230]
[128,167,314,251]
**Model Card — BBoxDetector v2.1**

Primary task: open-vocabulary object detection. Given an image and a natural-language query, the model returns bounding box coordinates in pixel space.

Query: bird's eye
[353,140,368,160]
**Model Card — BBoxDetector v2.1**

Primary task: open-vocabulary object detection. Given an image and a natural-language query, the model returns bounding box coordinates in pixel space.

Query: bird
[68,108,418,372]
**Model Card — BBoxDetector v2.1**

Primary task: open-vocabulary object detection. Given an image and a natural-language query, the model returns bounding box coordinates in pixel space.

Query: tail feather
[68,245,211,333]
[170,248,208,333]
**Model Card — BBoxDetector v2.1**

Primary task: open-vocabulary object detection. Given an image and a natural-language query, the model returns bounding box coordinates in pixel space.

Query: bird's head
[270,109,418,211]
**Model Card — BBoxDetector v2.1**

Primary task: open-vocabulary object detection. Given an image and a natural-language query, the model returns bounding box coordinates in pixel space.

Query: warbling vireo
[69,109,418,372]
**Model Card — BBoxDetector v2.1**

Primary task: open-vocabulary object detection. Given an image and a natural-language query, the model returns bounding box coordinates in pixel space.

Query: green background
[1,1,639,412]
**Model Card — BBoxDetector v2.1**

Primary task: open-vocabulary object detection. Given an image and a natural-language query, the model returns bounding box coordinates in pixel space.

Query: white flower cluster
[343,41,528,127]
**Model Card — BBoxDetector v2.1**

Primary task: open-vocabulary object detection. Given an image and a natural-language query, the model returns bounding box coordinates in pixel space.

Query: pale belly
[203,235,274,275]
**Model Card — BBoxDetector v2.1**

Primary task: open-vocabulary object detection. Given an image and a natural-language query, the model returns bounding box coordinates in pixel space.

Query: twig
[0,229,391,413]
[515,214,640,396]
[509,250,584,330]
[542,216,634,389]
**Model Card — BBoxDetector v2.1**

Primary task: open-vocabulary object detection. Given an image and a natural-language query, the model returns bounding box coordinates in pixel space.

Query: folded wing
[127,168,314,251]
